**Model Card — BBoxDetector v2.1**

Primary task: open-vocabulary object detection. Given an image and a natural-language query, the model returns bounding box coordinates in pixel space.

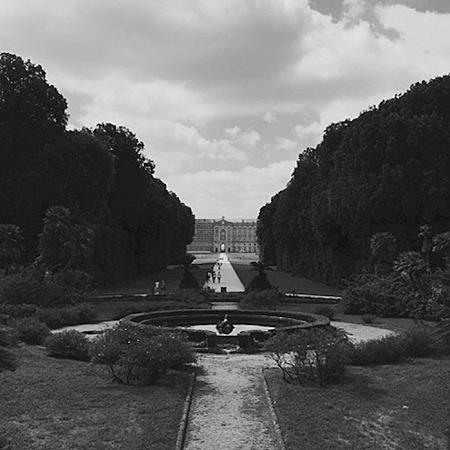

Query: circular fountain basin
[122,309,330,350]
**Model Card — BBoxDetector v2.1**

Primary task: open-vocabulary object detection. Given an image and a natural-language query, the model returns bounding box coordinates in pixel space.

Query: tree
[0,52,67,151]
[0,224,24,275]
[178,255,200,290]
[393,251,428,292]
[257,74,450,284]
[370,232,397,275]
[245,261,274,292]
[0,54,194,283]
[37,206,93,272]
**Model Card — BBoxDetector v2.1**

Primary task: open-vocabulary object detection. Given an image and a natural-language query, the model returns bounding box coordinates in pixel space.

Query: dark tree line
[0,53,194,282]
[258,75,450,285]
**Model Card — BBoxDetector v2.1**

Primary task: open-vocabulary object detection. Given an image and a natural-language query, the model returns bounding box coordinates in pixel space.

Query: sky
[1,0,450,219]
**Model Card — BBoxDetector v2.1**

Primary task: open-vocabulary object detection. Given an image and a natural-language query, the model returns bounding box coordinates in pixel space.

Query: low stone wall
[122,309,329,351]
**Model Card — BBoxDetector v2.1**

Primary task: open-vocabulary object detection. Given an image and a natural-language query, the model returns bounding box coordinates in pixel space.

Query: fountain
[122,308,330,351]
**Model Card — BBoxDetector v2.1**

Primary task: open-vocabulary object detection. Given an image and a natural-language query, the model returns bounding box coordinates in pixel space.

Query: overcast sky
[2,0,449,219]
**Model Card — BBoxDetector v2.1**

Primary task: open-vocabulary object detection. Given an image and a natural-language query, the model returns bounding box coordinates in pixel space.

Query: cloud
[164,161,294,218]
[1,0,449,217]
[263,111,279,123]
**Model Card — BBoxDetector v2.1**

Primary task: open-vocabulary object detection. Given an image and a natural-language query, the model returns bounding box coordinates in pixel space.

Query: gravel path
[184,353,282,450]
[207,253,245,293]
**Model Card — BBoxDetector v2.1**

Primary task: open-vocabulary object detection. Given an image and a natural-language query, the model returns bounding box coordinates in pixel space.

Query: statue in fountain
[216,314,234,335]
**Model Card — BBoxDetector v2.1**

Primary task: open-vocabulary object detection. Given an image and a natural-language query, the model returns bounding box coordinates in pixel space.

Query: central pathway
[184,353,283,450]
[208,253,245,293]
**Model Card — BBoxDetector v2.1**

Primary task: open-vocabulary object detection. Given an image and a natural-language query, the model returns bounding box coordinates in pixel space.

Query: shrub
[401,326,434,357]
[170,289,204,305]
[241,288,282,310]
[362,314,376,324]
[342,274,421,318]
[0,303,37,318]
[0,327,17,371]
[90,323,195,385]
[245,272,272,292]
[265,327,351,387]
[349,326,434,366]
[37,304,96,328]
[14,317,51,345]
[179,270,199,290]
[0,272,86,307]
[433,319,450,355]
[45,330,91,361]
[313,306,336,320]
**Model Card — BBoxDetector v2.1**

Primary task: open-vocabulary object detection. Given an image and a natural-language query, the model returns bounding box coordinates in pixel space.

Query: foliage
[241,288,282,310]
[257,75,450,284]
[0,53,194,284]
[37,206,94,272]
[433,232,450,253]
[90,323,195,385]
[0,271,88,307]
[0,327,17,371]
[393,251,428,291]
[37,304,96,328]
[169,289,204,305]
[432,319,450,354]
[44,330,91,361]
[245,273,273,292]
[313,305,336,320]
[14,317,51,345]
[245,262,274,292]
[349,326,434,366]
[0,302,37,318]
[179,269,200,290]
[361,313,376,324]
[370,232,397,274]
[265,327,351,387]
[342,274,419,317]
[344,273,450,320]
[0,224,24,275]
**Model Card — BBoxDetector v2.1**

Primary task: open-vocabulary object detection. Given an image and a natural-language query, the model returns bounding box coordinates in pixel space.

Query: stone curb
[175,371,196,450]
[262,368,287,450]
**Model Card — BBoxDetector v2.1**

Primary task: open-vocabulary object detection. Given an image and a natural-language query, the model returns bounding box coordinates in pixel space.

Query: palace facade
[187,217,259,253]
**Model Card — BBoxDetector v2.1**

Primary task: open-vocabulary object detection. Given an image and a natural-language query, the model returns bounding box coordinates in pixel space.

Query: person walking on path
[217,271,221,283]
[212,271,216,283]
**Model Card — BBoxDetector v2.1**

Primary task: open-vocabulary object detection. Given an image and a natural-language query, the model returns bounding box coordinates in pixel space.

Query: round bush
[45,330,91,361]
[313,306,336,320]
[90,323,195,385]
[14,317,51,345]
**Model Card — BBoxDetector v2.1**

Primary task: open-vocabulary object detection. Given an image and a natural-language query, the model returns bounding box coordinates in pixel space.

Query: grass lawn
[0,346,190,450]
[93,266,184,295]
[93,264,212,297]
[231,263,341,296]
[265,356,450,449]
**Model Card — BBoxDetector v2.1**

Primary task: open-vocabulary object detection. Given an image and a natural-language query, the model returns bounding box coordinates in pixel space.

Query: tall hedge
[0,53,194,282]
[258,75,450,285]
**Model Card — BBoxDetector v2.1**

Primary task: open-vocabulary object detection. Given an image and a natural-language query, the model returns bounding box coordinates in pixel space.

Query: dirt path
[184,353,282,450]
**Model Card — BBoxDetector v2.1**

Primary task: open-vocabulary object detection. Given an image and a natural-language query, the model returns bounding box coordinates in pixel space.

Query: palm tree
[250,261,274,276]
[37,206,93,272]
[0,224,24,275]
[246,261,274,292]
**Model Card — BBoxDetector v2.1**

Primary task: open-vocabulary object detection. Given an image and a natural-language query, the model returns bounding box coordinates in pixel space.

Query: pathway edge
[262,368,288,450]
[175,371,196,450]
